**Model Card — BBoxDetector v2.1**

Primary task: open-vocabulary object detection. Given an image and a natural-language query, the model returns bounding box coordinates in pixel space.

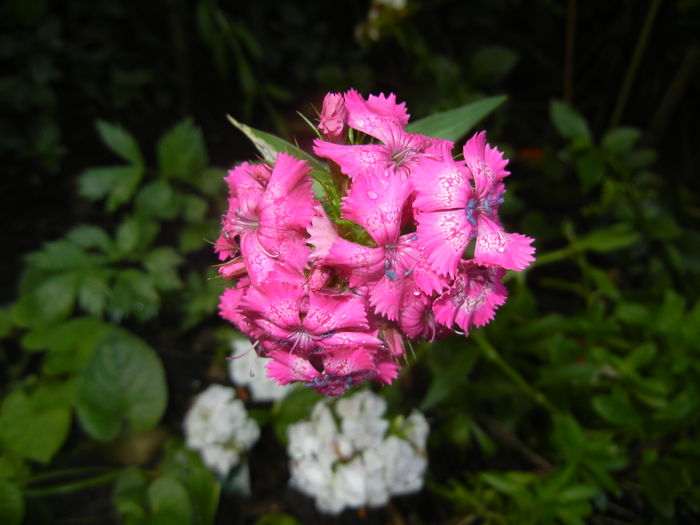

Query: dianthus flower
[215,90,534,396]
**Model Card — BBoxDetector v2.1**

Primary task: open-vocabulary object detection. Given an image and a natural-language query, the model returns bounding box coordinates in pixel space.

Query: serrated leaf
[144,247,183,291]
[109,269,160,322]
[0,478,24,525]
[34,271,81,324]
[66,224,113,253]
[157,119,207,181]
[79,165,143,211]
[135,180,178,220]
[76,329,167,441]
[116,217,159,256]
[406,95,507,141]
[96,120,144,167]
[550,100,591,143]
[0,389,71,464]
[78,269,112,316]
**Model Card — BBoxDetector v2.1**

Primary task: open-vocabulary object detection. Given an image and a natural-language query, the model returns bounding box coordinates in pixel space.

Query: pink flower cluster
[216,90,535,396]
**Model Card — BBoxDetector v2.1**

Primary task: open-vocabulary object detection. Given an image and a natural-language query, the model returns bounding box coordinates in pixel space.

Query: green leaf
[0,307,13,338]
[78,269,111,317]
[66,224,113,253]
[0,478,24,525]
[34,271,81,324]
[159,440,220,525]
[592,389,643,434]
[468,46,519,86]
[115,217,159,256]
[571,224,640,253]
[226,115,328,182]
[79,165,144,211]
[196,168,226,197]
[272,387,323,444]
[148,477,192,525]
[550,100,591,143]
[75,329,167,441]
[575,149,605,192]
[135,180,177,220]
[96,120,144,167]
[143,247,183,291]
[0,388,71,464]
[26,239,93,271]
[601,127,640,153]
[157,119,207,181]
[109,269,160,322]
[181,194,208,223]
[406,95,507,141]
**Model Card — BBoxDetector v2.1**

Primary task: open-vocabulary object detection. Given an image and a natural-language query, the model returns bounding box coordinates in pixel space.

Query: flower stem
[472,331,559,414]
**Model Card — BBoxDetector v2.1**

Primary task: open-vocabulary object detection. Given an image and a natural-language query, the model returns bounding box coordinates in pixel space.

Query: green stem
[472,332,559,414]
[23,470,122,497]
[609,0,663,127]
[25,466,115,485]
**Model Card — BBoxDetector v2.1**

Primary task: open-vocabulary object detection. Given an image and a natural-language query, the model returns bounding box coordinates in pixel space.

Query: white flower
[286,389,429,515]
[228,339,290,402]
[184,384,260,477]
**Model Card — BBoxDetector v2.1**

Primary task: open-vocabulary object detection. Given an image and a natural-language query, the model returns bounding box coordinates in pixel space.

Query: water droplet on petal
[367,191,378,200]
[413,290,421,296]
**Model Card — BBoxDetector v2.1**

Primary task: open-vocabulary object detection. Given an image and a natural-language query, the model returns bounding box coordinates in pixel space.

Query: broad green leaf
[0,478,24,525]
[406,95,507,141]
[0,388,71,463]
[179,222,217,254]
[602,127,640,153]
[76,329,167,441]
[96,120,144,167]
[469,46,519,86]
[550,100,591,143]
[157,119,207,181]
[197,168,226,196]
[181,194,208,223]
[149,477,192,525]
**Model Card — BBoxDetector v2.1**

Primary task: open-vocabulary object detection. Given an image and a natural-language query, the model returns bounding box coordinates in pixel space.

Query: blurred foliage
[1,0,699,523]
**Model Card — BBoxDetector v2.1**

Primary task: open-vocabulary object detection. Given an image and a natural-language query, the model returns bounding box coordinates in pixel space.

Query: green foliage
[75,329,167,441]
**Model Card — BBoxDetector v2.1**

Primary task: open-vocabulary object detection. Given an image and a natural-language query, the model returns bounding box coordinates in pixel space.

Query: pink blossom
[318,93,347,142]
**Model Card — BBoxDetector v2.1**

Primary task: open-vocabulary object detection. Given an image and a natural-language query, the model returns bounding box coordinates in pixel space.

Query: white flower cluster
[228,339,290,402]
[184,384,260,477]
[287,390,429,514]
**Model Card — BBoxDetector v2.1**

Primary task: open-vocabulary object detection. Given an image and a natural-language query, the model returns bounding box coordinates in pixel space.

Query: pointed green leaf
[406,95,507,141]
[157,119,208,181]
[550,100,591,142]
[96,120,144,167]
[149,477,192,525]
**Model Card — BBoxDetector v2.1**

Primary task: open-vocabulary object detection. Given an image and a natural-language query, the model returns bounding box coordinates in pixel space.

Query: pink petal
[318,92,347,142]
[305,291,370,333]
[266,351,320,385]
[313,140,388,179]
[322,347,376,377]
[474,215,535,271]
[368,276,405,321]
[324,238,385,286]
[260,153,314,231]
[341,173,412,245]
[412,143,470,212]
[463,132,509,197]
[242,281,304,328]
[307,204,339,260]
[343,90,410,142]
[416,210,473,277]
